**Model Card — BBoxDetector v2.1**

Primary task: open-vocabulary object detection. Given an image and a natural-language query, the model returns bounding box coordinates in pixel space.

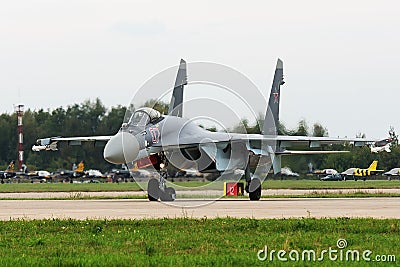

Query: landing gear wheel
[166,187,176,200]
[147,178,160,201]
[249,178,261,201]
[160,187,176,202]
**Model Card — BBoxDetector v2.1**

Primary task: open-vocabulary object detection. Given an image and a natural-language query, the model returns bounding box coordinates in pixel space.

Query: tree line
[0,99,126,172]
[0,98,398,173]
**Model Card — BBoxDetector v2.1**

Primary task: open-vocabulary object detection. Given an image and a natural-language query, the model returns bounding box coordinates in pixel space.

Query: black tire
[249,178,261,201]
[160,187,176,202]
[148,178,159,201]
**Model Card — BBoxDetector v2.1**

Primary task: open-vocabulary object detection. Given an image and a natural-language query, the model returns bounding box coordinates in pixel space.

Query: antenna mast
[15,104,24,172]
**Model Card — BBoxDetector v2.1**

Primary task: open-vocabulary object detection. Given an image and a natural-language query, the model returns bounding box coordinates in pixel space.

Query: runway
[0,197,399,220]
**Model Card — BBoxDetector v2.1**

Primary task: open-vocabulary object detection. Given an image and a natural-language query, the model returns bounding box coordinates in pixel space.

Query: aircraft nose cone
[103,132,140,164]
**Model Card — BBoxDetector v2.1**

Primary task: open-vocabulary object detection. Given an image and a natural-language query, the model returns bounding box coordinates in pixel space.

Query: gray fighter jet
[33,59,376,201]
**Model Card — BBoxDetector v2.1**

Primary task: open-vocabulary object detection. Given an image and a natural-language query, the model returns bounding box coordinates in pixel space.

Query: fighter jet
[33,59,378,201]
[341,160,384,181]
[383,168,400,180]
[0,160,16,181]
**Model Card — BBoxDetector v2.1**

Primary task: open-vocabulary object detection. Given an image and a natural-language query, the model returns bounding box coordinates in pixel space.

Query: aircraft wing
[32,136,113,151]
[237,134,374,157]
[236,134,375,148]
[154,131,375,151]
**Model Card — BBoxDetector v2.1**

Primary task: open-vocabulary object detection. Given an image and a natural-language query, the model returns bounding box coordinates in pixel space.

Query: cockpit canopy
[127,107,161,127]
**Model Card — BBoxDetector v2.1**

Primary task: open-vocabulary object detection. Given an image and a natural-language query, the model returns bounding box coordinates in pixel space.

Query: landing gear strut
[248,178,261,201]
[147,169,176,202]
[244,162,262,201]
[147,178,159,201]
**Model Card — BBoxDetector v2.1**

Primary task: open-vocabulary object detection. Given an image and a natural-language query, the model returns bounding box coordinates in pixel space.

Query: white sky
[1,0,399,138]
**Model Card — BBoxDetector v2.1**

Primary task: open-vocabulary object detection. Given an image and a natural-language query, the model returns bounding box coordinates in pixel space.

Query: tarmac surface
[1,188,400,199]
[0,197,399,220]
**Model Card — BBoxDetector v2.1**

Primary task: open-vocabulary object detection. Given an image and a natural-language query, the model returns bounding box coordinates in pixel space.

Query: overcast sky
[1,0,399,138]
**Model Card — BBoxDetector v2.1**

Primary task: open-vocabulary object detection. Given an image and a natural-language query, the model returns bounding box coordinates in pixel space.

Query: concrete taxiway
[1,188,399,199]
[0,197,398,220]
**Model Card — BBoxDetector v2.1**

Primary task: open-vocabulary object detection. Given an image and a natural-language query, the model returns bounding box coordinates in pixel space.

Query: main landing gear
[244,163,262,201]
[147,171,176,202]
[248,178,261,201]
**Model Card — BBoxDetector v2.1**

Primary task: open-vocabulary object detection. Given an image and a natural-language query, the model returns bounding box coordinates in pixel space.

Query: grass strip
[0,180,399,193]
[0,218,398,266]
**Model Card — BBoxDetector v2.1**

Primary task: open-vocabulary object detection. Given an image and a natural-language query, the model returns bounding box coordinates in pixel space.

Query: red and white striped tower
[15,104,24,172]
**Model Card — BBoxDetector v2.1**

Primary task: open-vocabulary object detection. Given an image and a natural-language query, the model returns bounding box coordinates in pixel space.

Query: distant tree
[312,123,328,137]
[97,105,126,134]
[231,118,249,134]
[294,119,309,136]
[277,121,294,135]
[142,99,169,114]
[356,132,366,138]
[2,100,400,173]
[0,113,15,164]
[389,126,398,147]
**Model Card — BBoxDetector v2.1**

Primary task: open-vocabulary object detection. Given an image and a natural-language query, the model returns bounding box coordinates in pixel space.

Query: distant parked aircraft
[370,138,392,153]
[341,160,384,180]
[0,160,16,181]
[383,168,400,180]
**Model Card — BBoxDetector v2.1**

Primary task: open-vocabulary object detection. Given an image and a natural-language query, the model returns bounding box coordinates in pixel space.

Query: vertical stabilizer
[368,160,378,171]
[168,59,187,117]
[262,59,284,135]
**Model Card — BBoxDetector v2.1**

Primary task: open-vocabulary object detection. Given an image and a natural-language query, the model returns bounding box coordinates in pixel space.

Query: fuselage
[103,110,269,175]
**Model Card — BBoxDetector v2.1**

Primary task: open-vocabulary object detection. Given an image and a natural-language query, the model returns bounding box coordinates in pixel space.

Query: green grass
[0,180,399,193]
[0,183,141,193]
[0,218,398,266]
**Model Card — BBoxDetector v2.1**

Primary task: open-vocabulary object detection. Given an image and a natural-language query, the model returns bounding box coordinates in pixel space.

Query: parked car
[320,173,343,181]
[85,169,104,178]
[281,167,300,177]
[83,179,101,183]
[51,169,74,179]
[106,168,132,179]
[131,169,158,178]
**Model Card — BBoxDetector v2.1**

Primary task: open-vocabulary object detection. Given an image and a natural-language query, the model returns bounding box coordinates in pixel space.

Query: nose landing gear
[147,171,176,202]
